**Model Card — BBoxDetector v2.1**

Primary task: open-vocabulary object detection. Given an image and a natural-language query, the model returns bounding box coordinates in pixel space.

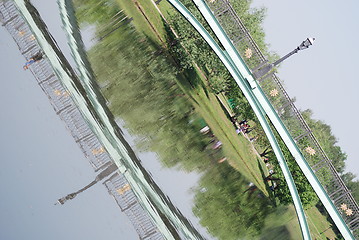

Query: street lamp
[253,37,315,79]
[298,37,316,50]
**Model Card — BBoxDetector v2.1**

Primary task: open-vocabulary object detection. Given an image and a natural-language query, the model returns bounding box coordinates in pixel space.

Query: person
[239,119,248,126]
[31,52,43,61]
[230,116,237,125]
[264,176,281,182]
[23,52,43,70]
[200,126,210,134]
[260,147,272,158]
[244,127,253,134]
[212,140,222,150]
[243,182,257,195]
[249,136,258,142]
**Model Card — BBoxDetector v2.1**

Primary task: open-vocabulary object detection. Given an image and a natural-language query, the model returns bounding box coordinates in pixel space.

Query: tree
[302,109,347,173]
[341,172,359,202]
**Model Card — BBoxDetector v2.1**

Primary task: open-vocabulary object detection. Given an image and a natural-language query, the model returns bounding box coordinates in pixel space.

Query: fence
[206,0,358,235]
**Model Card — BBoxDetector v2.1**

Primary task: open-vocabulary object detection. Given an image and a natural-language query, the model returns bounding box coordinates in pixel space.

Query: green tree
[341,172,359,202]
[194,164,273,239]
[302,109,347,173]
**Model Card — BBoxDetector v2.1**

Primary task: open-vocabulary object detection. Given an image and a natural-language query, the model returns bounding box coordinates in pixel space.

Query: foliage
[74,0,355,238]
[302,109,347,173]
[230,0,269,56]
[194,164,274,239]
[86,21,219,172]
[341,172,359,202]
[262,133,320,209]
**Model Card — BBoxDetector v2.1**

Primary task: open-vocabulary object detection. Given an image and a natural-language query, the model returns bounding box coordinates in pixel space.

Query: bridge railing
[0,2,164,239]
[206,0,358,234]
[0,0,113,172]
[104,173,164,239]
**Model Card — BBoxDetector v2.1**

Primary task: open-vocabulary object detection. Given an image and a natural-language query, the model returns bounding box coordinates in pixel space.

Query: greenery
[194,164,274,239]
[72,0,358,238]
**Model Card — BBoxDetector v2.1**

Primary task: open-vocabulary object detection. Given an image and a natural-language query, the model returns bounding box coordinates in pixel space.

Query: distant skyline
[252,0,359,177]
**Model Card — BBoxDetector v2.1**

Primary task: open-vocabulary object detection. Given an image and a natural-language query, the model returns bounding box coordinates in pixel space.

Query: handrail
[192,0,355,238]
[165,0,311,239]
[207,0,358,234]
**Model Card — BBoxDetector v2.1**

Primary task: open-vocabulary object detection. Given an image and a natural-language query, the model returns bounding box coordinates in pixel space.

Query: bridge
[166,0,358,239]
[1,0,358,239]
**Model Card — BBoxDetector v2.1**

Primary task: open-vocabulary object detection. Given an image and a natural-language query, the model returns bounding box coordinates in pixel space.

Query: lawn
[306,206,337,239]
[116,0,167,45]
[116,0,270,194]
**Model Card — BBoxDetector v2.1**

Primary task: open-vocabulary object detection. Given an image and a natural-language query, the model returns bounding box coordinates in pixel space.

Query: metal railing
[206,0,358,234]
[104,173,164,239]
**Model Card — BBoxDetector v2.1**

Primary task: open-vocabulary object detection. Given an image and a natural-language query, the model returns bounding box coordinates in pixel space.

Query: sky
[0,1,138,239]
[251,0,359,177]
[0,29,139,239]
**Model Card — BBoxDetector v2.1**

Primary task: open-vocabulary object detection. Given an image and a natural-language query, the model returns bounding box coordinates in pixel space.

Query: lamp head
[298,37,315,50]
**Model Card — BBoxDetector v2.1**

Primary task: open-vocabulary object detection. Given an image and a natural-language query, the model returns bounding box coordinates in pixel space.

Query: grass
[260,205,302,240]
[116,0,269,193]
[188,77,270,194]
[306,206,337,239]
[261,205,338,239]
[115,0,161,44]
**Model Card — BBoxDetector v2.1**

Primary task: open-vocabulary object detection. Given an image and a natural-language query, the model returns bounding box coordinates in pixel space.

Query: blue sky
[252,0,359,177]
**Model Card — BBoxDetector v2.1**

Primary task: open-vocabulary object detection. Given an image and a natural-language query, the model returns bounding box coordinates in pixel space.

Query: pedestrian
[260,147,272,158]
[230,116,237,125]
[239,119,248,126]
[244,127,253,134]
[212,140,222,149]
[265,176,281,182]
[23,52,43,70]
[249,136,257,142]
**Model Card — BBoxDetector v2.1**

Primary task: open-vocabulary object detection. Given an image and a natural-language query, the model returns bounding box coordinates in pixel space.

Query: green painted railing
[166,0,312,239]
[189,0,355,239]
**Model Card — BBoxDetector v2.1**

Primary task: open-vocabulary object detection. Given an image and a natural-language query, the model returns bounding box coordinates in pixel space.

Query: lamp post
[56,162,118,205]
[253,37,315,79]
